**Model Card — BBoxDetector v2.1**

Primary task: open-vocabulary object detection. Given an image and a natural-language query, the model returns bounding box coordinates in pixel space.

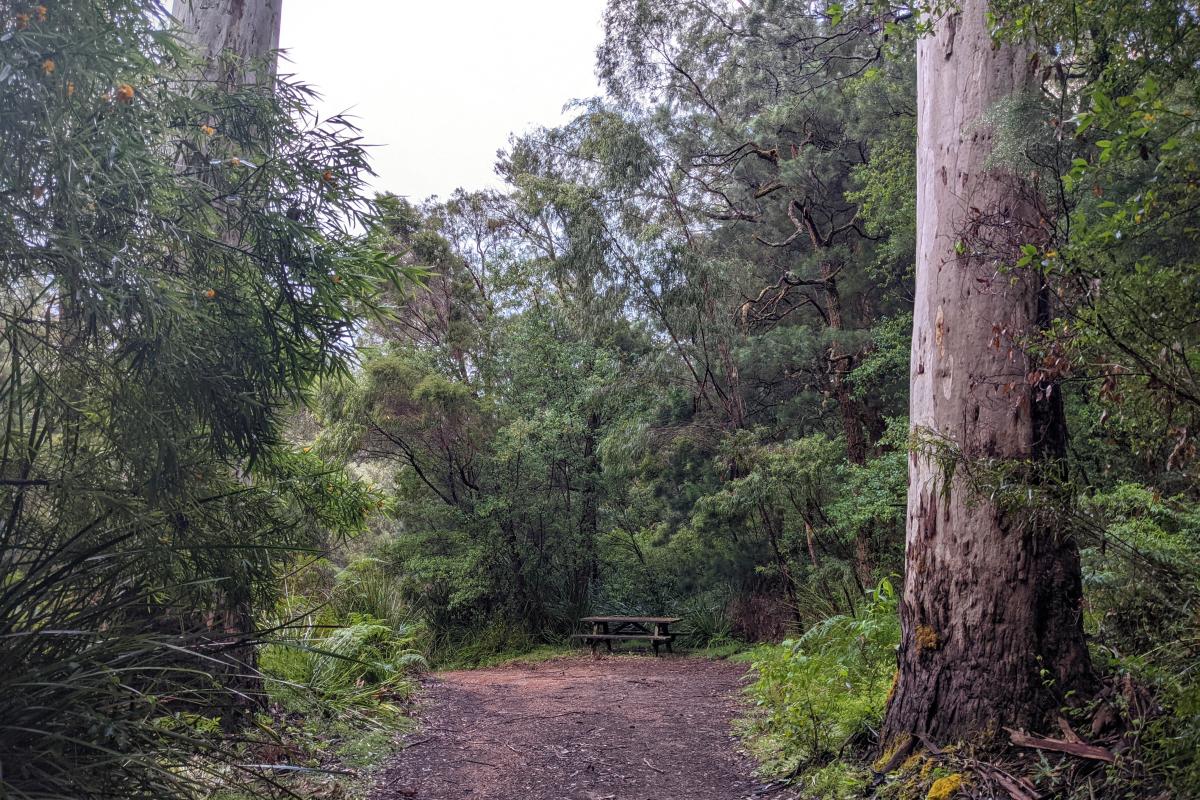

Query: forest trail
[370,655,761,800]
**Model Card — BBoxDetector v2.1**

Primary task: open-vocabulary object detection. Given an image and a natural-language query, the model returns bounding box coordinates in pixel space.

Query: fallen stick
[966,759,1040,800]
[1056,715,1083,743]
[986,768,1040,800]
[1005,728,1115,763]
[643,758,666,774]
[237,764,356,776]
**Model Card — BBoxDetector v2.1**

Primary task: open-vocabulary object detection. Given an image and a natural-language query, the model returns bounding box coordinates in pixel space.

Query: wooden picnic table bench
[573,615,681,656]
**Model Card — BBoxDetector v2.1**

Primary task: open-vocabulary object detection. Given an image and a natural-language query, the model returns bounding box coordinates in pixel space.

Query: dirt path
[370,654,762,800]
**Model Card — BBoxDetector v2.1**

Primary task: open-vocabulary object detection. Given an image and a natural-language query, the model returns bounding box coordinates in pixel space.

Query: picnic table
[573,615,681,656]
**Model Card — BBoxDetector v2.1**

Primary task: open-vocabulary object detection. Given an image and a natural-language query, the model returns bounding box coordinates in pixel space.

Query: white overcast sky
[278,0,607,202]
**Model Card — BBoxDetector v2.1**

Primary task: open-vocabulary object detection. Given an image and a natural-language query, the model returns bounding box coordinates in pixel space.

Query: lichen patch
[927,772,964,800]
[915,624,941,651]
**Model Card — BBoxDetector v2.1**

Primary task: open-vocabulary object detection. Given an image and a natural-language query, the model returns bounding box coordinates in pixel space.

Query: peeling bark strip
[1006,729,1116,763]
[882,0,1093,743]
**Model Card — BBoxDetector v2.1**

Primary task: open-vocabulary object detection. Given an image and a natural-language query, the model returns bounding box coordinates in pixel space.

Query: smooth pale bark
[171,0,282,84]
[883,0,1092,743]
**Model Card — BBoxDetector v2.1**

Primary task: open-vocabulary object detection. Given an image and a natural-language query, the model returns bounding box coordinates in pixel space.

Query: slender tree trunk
[760,503,803,626]
[717,339,748,429]
[502,520,538,629]
[821,259,874,585]
[821,260,868,466]
[575,410,602,608]
[883,0,1093,744]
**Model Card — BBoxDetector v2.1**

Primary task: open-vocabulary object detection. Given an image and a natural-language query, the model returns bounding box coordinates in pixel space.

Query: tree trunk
[170,0,283,730]
[883,0,1093,744]
[172,0,282,86]
[574,410,602,608]
[821,260,873,585]
[821,260,868,466]
[172,0,282,75]
[760,502,804,627]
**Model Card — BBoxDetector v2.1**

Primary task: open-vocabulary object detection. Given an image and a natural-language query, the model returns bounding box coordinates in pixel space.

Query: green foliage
[7,0,1198,796]
[845,64,918,279]
[744,580,900,776]
[320,285,644,653]
[0,1,400,796]
[1077,483,1200,795]
[332,557,414,631]
[676,591,736,648]
[311,2,917,676]
[261,554,427,713]
[261,612,425,717]
[427,628,560,670]
[1081,484,1200,652]
[825,420,909,547]
[849,314,912,405]
[791,762,873,800]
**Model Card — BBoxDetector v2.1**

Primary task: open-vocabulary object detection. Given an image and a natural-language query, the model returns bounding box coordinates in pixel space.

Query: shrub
[1079,484,1200,796]
[261,612,426,717]
[677,590,736,648]
[333,557,415,634]
[424,620,542,668]
[744,579,900,776]
[0,0,395,795]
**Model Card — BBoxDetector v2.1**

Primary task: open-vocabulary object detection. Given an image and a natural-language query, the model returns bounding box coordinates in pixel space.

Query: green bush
[677,590,736,648]
[744,579,900,776]
[0,0,398,795]
[333,557,415,633]
[261,612,426,717]
[424,620,543,668]
[1081,483,1200,654]
[1079,484,1200,796]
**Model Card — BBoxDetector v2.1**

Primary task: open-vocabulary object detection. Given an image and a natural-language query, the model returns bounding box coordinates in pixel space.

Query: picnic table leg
[653,623,673,653]
[591,621,612,655]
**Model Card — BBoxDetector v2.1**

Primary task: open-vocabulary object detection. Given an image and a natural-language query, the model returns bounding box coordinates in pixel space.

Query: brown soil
[370,654,763,800]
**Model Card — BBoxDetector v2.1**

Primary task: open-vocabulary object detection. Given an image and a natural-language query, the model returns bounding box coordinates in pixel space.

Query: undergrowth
[741,579,899,789]
[216,557,430,799]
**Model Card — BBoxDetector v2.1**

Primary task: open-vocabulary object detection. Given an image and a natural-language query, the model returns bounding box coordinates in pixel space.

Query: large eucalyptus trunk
[883,0,1093,744]
[171,0,282,85]
[170,0,284,729]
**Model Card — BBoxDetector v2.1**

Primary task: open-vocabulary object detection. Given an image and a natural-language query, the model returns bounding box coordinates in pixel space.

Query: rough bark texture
[171,0,282,85]
[883,0,1093,744]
